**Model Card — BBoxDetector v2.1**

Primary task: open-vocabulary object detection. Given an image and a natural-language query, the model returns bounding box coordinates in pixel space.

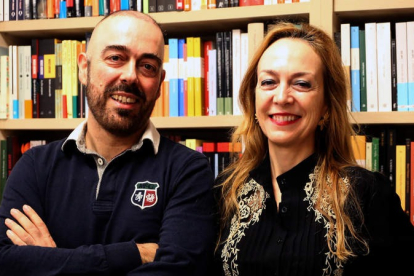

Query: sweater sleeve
[126,154,217,276]
[0,152,142,276]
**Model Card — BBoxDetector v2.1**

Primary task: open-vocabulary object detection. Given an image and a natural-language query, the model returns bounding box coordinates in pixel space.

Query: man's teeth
[112,95,137,104]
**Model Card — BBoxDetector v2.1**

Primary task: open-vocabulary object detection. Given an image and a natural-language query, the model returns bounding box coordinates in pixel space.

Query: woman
[214,22,414,276]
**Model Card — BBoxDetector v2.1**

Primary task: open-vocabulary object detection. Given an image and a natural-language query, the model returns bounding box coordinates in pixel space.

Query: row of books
[0,36,90,119]
[152,22,266,117]
[0,137,45,204]
[180,138,242,178]
[0,0,310,21]
[351,130,414,226]
[339,21,414,113]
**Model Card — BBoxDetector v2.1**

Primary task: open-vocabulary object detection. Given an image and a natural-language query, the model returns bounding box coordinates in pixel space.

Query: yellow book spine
[396,145,406,211]
[351,135,366,168]
[186,37,195,117]
[193,37,204,117]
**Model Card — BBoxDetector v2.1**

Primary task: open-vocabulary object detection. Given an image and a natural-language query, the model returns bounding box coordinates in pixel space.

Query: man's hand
[137,243,158,264]
[5,205,56,247]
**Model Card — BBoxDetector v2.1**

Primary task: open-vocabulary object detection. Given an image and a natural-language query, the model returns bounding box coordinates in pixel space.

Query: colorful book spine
[203,40,213,116]
[396,144,406,212]
[208,49,217,116]
[232,29,241,116]
[0,55,9,119]
[340,23,351,111]
[350,26,360,112]
[223,31,232,115]
[186,37,195,116]
[216,32,224,115]
[178,39,185,116]
[194,37,204,116]
[407,22,414,111]
[163,44,170,117]
[168,38,179,117]
[372,137,380,172]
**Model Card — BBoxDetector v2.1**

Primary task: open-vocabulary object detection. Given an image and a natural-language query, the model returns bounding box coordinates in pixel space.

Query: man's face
[79,15,165,137]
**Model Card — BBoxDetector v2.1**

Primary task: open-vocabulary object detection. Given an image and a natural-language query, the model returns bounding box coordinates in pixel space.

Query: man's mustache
[105,83,146,101]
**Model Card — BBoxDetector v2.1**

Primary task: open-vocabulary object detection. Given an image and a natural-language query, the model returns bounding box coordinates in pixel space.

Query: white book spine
[208,49,217,116]
[376,22,392,112]
[341,23,351,110]
[407,21,414,111]
[0,55,9,119]
[395,22,408,111]
[365,22,378,112]
[232,29,241,116]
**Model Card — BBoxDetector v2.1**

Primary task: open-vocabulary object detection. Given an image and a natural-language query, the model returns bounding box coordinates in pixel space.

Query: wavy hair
[217,22,367,261]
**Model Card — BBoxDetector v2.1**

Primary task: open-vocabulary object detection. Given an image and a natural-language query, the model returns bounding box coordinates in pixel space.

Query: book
[376,22,392,112]
[185,138,205,150]
[71,40,80,118]
[365,139,372,171]
[247,22,264,64]
[203,40,214,116]
[178,38,185,116]
[202,142,216,177]
[410,141,414,225]
[0,54,10,119]
[31,38,40,118]
[168,38,179,117]
[407,21,414,111]
[365,22,378,112]
[391,38,397,111]
[387,128,396,191]
[395,22,408,111]
[350,26,360,112]
[10,45,18,119]
[359,29,367,112]
[193,37,204,116]
[405,138,411,215]
[0,139,7,204]
[6,135,20,177]
[396,144,406,212]
[340,23,351,110]
[163,44,170,117]
[186,37,195,116]
[39,38,61,118]
[208,48,217,116]
[351,135,366,168]
[55,41,62,118]
[223,31,232,115]
[17,45,32,119]
[215,32,224,115]
[372,136,380,172]
[232,29,241,116]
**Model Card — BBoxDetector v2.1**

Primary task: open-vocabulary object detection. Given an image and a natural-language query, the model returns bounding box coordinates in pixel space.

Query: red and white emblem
[131,181,159,209]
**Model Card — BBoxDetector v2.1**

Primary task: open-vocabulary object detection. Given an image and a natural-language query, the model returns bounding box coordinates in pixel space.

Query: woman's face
[255,38,327,154]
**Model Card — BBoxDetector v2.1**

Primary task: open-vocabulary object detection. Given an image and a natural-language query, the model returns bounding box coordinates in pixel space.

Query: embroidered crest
[131,181,159,209]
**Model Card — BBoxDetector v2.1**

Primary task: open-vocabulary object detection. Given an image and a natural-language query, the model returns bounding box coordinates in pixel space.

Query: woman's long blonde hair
[217,22,367,261]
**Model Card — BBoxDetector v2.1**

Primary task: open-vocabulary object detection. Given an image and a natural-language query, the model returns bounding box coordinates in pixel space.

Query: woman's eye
[260,79,275,86]
[295,81,311,89]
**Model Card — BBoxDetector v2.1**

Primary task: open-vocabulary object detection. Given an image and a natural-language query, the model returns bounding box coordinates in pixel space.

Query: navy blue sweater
[0,136,216,276]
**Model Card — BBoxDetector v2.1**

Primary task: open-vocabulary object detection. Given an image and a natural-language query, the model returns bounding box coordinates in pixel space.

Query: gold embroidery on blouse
[304,166,350,276]
[221,178,270,276]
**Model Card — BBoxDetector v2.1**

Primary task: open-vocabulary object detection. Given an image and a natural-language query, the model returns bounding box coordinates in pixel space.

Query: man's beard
[85,73,155,137]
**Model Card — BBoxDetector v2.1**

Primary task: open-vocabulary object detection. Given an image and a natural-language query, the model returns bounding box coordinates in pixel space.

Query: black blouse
[214,154,414,276]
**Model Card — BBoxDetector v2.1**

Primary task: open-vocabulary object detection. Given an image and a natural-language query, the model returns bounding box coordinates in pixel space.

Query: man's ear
[156,69,166,100]
[78,52,88,85]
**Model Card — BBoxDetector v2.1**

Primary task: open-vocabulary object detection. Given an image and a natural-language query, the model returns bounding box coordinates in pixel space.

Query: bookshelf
[0,0,413,141]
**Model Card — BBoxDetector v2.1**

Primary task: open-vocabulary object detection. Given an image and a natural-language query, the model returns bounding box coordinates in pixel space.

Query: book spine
[396,144,406,212]
[168,38,179,117]
[216,32,224,115]
[186,37,195,116]
[376,22,392,112]
[391,38,398,111]
[359,30,367,112]
[405,138,411,215]
[407,22,414,111]
[0,55,9,119]
[372,137,380,172]
[0,140,7,204]
[208,49,217,116]
[162,44,170,117]
[365,22,378,112]
[223,31,232,115]
[396,22,408,111]
[203,41,213,116]
[410,141,414,225]
[193,37,204,116]
[350,26,360,112]
[341,23,351,110]
[178,39,185,116]
[232,29,241,116]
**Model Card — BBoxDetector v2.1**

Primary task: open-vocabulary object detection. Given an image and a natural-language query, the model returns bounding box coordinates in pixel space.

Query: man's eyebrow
[101,45,162,66]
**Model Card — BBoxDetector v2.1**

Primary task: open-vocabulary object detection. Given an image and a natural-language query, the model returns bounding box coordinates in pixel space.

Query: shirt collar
[61,119,160,155]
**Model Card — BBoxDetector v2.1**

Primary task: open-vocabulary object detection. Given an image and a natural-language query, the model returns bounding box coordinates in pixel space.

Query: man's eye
[143,64,156,72]
[107,55,121,62]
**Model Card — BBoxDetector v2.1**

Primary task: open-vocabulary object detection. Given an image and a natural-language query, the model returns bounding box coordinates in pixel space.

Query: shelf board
[0,116,243,130]
[0,112,413,131]
[334,0,414,22]
[0,4,312,39]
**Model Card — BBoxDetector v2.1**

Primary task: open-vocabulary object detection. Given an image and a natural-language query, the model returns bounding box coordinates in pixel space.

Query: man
[0,11,216,275]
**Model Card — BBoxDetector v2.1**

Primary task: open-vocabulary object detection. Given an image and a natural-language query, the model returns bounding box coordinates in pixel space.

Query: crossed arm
[5,205,158,264]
